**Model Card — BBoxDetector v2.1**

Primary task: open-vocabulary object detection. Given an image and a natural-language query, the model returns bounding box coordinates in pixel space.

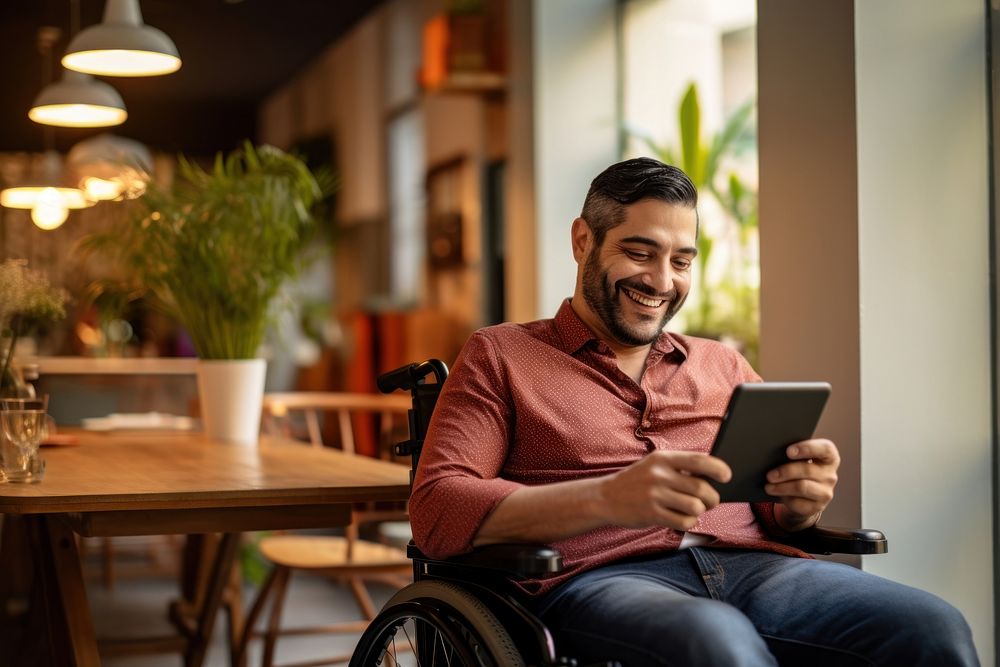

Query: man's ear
[571,217,593,263]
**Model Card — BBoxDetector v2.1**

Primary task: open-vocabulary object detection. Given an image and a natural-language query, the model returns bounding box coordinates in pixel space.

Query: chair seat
[259,535,409,571]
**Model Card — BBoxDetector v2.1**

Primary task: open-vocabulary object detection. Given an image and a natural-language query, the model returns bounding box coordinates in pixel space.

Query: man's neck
[568,297,653,384]
[607,340,652,384]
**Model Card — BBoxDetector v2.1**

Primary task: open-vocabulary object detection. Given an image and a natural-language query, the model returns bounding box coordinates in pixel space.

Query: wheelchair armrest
[408,542,564,578]
[776,525,888,555]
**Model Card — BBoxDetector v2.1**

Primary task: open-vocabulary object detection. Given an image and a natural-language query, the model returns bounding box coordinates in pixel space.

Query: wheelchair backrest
[376,359,449,482]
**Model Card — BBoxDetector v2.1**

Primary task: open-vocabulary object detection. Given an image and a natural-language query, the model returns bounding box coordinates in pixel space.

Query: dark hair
[580,157,698,244]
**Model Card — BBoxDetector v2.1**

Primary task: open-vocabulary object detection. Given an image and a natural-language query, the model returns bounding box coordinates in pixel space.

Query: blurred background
[0,0,761,396]
[2,1,997,663]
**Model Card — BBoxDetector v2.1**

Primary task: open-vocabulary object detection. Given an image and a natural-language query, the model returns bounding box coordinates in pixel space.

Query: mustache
[616,279,677,301]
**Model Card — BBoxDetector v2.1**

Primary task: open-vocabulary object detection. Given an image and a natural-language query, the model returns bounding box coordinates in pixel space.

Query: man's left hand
[765,438,840,532]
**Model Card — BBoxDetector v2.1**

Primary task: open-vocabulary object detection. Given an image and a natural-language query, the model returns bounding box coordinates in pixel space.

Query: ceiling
[0,0,385,156]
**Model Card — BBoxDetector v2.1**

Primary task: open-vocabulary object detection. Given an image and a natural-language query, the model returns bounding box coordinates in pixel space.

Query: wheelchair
[348,360,888,667]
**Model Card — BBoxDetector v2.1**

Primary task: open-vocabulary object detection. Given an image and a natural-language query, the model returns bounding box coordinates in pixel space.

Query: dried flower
[0,259,67,331]
[0,259,68,394]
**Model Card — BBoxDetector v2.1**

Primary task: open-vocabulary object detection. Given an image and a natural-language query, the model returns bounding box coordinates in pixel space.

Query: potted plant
[0,259,68,398]
[81,142,328,444]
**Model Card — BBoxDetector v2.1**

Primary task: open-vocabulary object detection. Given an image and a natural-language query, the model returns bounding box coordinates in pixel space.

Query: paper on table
[81,412,196,432]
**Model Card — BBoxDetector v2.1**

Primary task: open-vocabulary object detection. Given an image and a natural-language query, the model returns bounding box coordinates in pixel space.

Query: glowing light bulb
[83,176,126,201]
[31,188,70,230]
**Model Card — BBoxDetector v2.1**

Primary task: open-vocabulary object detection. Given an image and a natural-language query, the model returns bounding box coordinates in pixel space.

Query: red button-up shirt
[409,300,809,595]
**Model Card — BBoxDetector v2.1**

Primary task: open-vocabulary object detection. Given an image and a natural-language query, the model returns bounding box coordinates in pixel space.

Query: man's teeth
[623,287,664,308]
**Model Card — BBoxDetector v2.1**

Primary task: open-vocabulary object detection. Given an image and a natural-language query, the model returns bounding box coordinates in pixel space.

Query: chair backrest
[261,392,412,457]
[261,391,416,548]
[376,359,449,480]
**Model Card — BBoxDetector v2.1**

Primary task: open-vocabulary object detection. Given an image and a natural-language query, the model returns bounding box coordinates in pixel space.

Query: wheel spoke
[354,582,522,667]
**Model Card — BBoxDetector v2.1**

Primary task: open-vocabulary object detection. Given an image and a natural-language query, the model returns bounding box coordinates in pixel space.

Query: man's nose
[642,259,675,295]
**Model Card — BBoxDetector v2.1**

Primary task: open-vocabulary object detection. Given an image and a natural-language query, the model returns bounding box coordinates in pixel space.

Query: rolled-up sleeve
[408,331,524,558]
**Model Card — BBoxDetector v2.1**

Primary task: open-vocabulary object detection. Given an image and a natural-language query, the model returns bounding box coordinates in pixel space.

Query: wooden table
[0,430,411,667]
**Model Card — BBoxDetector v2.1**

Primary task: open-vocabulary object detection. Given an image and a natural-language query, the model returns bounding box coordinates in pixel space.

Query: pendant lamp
[28,69,127,128]
[67,133,152,201]
[62,0,181,77]
[0,151,95,230]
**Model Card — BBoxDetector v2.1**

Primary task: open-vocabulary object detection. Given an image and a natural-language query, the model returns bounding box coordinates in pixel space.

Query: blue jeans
[536,548,979,667]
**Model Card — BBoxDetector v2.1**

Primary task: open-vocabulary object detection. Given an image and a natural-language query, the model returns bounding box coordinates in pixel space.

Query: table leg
[185,532,241,667]
[34,515,101,667]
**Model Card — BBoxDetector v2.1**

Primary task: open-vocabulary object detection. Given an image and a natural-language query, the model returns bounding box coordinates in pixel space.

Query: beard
[581,249,685,346]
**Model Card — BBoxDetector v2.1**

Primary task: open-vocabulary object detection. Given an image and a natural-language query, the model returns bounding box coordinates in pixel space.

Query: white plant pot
[196,358,267,446]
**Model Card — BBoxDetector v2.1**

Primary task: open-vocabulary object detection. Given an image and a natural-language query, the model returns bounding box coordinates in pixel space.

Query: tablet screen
[708,382,831,503]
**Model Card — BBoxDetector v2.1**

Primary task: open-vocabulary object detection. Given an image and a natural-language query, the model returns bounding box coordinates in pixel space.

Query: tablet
[709,382,831,503]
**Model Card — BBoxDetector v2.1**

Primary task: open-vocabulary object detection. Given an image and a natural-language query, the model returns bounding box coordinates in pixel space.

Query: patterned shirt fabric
[409,299,810,596]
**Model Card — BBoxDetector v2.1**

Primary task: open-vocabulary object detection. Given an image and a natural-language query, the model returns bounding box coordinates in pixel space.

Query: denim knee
[875,593,979,666]
[552,596,777,667]
[665,598,777,667]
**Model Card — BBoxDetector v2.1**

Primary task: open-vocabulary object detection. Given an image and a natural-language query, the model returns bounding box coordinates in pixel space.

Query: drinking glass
[0,395,48,412]
[1,409,47,483]
[0,396,50,482]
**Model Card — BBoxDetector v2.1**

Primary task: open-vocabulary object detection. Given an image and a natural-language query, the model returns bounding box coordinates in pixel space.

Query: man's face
[575,199,697,348]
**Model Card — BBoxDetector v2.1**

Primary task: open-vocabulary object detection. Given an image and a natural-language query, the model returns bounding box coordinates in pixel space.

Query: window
[621,0,760,366]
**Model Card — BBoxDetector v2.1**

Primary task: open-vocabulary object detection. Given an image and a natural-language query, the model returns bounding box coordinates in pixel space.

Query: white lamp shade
[0,151,94,211]
[62,0,181,77]
[68,133,152,200]
[1,186,91,210]
[67,133,152,173]
[29,71,127,128]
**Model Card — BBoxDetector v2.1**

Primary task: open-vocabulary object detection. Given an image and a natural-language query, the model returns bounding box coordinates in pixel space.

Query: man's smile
[621,286,666,309]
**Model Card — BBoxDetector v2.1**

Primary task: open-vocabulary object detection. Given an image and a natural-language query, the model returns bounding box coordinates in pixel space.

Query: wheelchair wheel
[350,580,525,666]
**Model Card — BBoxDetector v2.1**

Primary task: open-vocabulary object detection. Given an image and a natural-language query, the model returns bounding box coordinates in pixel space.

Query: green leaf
[678,82,703,185]
[706,98,755,184]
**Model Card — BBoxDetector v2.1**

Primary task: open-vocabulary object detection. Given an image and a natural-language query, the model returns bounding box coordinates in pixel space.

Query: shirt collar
[553,299,687,360]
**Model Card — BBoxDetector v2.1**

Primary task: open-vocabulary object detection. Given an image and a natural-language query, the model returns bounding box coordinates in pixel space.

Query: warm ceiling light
[82,176,126,201]
[29,71,127,128]
[30,189,71,230]
[0,151,95,229]
[62,0,181,77]
[68,133,152,200]
[0,185,91,210]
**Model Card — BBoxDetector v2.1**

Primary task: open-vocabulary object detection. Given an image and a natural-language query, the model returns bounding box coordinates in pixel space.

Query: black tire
[350,580,526,667]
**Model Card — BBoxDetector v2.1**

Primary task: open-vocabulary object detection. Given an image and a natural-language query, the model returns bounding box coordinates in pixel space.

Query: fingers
[764,477,835,505]
[785,438,840,466]
[767,439,838,495]
[604,451,730,531]
[650,452,729,523]
[658,450,733,484]
[767,439,839,524]
[658,465,722,511]
[645,479,718,530]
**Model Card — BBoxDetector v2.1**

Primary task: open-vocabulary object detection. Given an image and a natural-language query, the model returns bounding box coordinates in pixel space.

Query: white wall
[854,0,993,661]
[533,0,619,318]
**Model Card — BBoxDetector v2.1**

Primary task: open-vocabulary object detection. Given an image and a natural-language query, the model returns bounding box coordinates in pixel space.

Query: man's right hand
[599,451,732,531]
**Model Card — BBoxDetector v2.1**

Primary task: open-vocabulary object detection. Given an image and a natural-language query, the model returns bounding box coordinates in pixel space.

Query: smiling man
[408,157,979,666]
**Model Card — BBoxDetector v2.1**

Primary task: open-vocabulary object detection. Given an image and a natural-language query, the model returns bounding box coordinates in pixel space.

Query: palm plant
[80,142,330,360]
[629,82,760,363]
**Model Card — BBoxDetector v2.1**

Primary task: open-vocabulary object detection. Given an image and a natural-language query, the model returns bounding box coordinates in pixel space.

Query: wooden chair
[234,392,413,667]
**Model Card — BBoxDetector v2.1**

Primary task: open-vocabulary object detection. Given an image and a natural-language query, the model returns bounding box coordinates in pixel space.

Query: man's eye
[624,249,650,261]
[673,259,692,270]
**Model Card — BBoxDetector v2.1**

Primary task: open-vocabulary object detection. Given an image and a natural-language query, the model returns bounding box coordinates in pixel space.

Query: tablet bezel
[708,382,832,503]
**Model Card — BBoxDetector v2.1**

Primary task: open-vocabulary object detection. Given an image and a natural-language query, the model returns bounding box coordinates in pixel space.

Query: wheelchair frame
[348,360,888,667]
